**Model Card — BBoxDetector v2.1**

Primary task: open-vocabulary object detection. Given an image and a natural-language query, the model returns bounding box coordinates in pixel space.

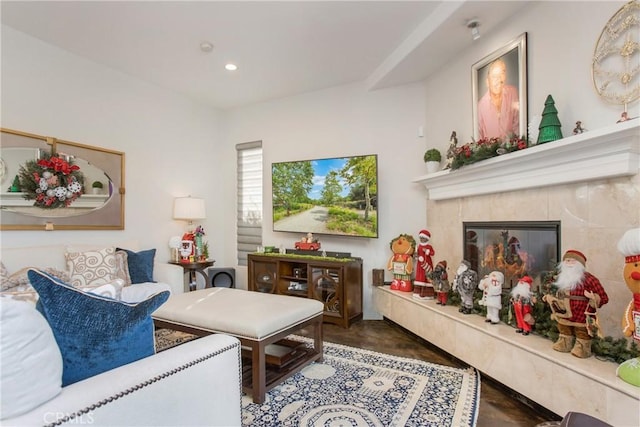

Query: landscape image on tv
[272,154,378,238]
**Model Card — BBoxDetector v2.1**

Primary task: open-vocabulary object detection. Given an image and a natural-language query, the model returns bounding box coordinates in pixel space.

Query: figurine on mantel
[444,131,458,169]
[572,121,585,135]
[617,111,629,123]
[478,271,504,324]
[453,260,478,314]
[542,250,609,358]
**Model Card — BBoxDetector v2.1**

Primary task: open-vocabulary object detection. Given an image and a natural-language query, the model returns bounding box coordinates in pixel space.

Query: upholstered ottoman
[152,288,323,403]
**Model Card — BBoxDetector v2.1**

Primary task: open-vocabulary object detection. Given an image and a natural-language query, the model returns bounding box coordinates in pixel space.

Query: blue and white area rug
[241,337,480,427]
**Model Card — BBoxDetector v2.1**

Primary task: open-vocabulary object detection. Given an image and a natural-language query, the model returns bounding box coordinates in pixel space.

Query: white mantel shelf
[413,120,640,201]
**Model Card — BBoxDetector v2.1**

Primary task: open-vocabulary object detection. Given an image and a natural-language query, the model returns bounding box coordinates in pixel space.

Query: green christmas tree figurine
[537,95,563,144]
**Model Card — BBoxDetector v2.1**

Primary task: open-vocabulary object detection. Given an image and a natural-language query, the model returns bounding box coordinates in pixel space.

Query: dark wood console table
[248,253,363,328]
[169,260,214,291]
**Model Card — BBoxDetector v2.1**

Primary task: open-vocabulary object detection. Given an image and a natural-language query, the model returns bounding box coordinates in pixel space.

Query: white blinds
[236,141,263,266]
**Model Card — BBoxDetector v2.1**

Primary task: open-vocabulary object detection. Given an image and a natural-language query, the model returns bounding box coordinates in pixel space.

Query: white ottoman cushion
[153,288,323,340]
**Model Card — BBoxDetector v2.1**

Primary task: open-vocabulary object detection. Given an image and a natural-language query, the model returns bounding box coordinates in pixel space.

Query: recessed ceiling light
[200,41,214,53]
[225,63,238,71]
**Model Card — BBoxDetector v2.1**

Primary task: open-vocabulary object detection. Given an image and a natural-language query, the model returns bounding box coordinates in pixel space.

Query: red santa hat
[419,229,431,239]
[436,260,447,269]
[519,276,533,287]
[563,249,587,267]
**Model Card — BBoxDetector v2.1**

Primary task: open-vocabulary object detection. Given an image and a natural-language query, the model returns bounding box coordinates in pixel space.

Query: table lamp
[173,196,206,226]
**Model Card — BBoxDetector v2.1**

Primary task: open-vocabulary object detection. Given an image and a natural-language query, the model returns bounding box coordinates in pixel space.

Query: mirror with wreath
[0,128,125,230]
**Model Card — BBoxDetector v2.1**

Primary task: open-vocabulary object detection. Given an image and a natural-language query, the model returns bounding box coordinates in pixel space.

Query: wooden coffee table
[152,288,323,403]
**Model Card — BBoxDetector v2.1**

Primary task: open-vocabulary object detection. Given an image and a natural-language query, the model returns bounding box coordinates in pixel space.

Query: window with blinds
[236,141,263,266]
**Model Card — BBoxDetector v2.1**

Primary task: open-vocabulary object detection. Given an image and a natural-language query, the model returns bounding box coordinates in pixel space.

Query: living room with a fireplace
[2,1,639,426]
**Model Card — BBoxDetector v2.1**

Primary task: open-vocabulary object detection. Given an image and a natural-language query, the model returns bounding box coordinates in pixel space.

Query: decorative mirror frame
[0,128,125,230]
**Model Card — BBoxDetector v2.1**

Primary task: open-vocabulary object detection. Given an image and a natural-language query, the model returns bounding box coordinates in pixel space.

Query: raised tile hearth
[373,286,640,426]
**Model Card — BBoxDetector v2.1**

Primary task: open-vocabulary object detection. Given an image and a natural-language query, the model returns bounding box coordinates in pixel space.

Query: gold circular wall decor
[592,0,640,108]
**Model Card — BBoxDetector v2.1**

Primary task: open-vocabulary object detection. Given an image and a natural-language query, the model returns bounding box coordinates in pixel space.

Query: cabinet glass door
[253,261,277,293]
[311,267,341,317]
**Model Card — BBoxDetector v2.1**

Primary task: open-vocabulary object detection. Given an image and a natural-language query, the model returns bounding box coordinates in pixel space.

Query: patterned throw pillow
[0,267,70,304]
[28,269,169,386]
[0,262,9,291]
[79,280,125,300]
[65,247,117,288]
[116,248,156,284]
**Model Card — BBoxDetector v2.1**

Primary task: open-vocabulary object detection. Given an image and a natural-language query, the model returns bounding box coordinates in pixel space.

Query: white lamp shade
[173,197,206,221]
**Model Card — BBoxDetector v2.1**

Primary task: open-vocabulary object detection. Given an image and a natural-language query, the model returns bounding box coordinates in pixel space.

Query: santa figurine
[511,276,536,335]
[430,260,450,305]
[413,229,435,299]
[478,270,504,324]
[542,250,609,358]
[453,260,478,314]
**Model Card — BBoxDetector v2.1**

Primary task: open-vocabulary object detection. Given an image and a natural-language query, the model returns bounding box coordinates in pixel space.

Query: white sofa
[0,242,243,426]
[0,242,186,296]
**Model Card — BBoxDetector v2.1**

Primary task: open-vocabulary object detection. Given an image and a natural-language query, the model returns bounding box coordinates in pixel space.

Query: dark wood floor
[315,319,561,427]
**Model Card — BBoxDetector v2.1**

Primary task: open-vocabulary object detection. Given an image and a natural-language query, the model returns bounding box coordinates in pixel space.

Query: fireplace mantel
[414,120,639,201]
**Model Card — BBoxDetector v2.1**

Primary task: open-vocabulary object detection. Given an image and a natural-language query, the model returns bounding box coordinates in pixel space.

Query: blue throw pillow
[116,248,156,284]
[28,269,169,386]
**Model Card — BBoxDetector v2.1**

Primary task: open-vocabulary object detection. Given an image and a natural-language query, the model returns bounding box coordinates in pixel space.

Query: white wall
[223,81,427,318]
[424,1,637,157]
[0,26,229,270]
[3,1,636,319]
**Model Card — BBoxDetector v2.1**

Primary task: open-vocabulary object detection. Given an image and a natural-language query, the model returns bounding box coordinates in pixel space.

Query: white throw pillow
[65,246,117,288]
[0,298,63,419]
[120,281,172,303]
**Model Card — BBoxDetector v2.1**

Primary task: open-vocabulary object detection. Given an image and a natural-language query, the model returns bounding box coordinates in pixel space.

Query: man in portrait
[477,58,519,140]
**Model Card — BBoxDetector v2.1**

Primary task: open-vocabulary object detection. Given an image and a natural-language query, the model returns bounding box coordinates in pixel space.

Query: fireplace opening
[463,221,560,290]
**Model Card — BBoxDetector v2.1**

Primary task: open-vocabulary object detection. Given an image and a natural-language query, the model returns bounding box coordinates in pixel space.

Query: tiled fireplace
[417,120,639,340]
[463,221,560,289]
[372,121,640,425]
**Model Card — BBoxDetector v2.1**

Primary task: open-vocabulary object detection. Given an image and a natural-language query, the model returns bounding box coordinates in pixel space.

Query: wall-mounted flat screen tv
[272,154,378,238]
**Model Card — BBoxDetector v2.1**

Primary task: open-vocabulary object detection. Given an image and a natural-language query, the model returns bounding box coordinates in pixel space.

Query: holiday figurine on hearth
[453,260,478,314]
[413,229,435,300]
[387,234,416,292]
[430,260,450,305]
[478,270,504,324]
[510,276,536,336]
[542,250,609,358]
[616,228,640,387]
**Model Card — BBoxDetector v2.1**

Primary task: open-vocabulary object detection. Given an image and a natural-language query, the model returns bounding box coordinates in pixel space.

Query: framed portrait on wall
[472,32,528,141]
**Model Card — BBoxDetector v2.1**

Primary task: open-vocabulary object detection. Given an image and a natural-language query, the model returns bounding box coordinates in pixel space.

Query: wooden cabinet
[248,253,363,328]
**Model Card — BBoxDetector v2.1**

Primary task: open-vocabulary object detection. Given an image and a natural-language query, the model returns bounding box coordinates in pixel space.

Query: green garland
[450,136,529,170]
[252,252,356,262]
[18,153,85,209]
[446,269,639,364]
